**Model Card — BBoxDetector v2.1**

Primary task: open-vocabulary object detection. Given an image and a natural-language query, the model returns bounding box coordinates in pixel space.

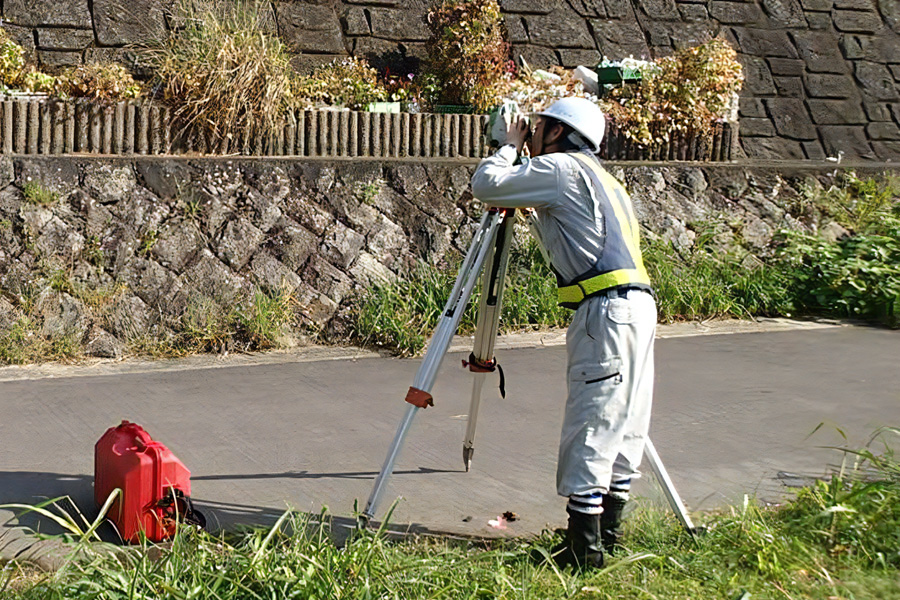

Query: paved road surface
[1,323,897,553]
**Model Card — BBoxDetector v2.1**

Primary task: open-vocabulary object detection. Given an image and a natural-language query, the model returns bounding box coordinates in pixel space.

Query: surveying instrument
[360,104,698,536]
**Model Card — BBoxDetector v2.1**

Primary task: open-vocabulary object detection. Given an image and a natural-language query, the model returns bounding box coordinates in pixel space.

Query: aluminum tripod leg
[362,210,508,522]
[462,211,516,471]
[644,438,699,535]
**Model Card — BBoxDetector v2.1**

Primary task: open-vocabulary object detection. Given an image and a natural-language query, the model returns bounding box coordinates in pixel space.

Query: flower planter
[595,66,642,85]
[433,104,476,114]
[366,101,401,113]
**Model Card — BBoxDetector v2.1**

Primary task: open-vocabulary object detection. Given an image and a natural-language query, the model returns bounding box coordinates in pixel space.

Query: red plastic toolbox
[94,421,194,542]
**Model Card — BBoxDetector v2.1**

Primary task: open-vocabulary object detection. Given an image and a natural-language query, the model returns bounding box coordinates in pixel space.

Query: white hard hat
[537,97,606,153]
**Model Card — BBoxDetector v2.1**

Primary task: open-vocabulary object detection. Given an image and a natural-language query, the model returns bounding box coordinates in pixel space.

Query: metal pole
[462,210,516,471]
[362,210,507,522]
[643,438,698,535]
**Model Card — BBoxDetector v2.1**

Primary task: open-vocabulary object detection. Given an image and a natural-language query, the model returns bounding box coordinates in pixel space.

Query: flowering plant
[424,0,513,112]
[508,65,597,113]
[295,57,387,110]
[601,38,743,146]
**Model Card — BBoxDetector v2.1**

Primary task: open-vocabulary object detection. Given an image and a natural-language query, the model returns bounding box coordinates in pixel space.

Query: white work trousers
[556,289,657,498]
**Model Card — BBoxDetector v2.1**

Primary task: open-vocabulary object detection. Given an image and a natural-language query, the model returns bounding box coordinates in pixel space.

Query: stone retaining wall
[2,0,899,161]
[0,155,891,359]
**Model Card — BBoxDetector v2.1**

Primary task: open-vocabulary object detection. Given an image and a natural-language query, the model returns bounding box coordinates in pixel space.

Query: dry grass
[144,0,298,150]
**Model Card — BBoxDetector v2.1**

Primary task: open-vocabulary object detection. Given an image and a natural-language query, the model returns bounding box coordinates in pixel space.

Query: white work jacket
[470,144,607,285]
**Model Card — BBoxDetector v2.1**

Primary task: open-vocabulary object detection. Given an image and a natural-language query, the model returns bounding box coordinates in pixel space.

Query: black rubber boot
[600,493,628,554]
[552,507,605,569]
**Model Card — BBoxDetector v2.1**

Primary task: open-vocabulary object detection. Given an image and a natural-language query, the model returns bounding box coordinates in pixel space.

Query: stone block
[120,257,179,309]
[85,325,124,358]
[366,214,408,269]
[819,125,876,157]
[180,249,246,307]
[741,55,777,95]
[871,141,900,159]
[867,121,900,139]
[733,28,799,58]
[709,1,766,24]
[767,58,806,76]
[500,0,554,13]
[84,164,137,205]
[1,24,36,55]
[109,188,170,238]
[854,60,900,99]
[217,217,265,270]
[558,48,602,68]
[636,0,681,19]
[774,76,804,97]
[760,0,808,27]
[505,15,529,43]
[808,98,868,123]
[741,136,806,159]
[880,0,900,33]
[678,4,710,21]
[833,9,885,33]
[349,252,395,286]
[341,7,370,36]
[249,251,302,294]
[294,283,338,328]
[5,0,92,28]
[835,0,876,7]
[136,160,191,200]
[802,140,828,158]
[268,218,318,272]
[891,65,900,80]
[93,0,170,46]
[765,98,818,139]
[511,44,559,68]
[568,0,607,18]
[36,28,95,51]
[526,9,595,48]
[277,2,346,54]
[669,22,718,50]
[18,158,81,199]
[840,35,866,59]
[320,220,365,269]
[591,18,650,60]
[303,254,353,304]
[799,0,833,10]
[37,291,89,340]
[34,215,85,260]
[863,101,893,120]
[152,221,202,272]
[368,8,428,41]
[791,31,847,72]
[739,97,768,118]
[37,50,82,69]
[806,13,834,29]
[805,72,856,97]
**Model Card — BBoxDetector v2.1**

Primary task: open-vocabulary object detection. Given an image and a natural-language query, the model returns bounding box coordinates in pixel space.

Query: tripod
[361,207,698,536]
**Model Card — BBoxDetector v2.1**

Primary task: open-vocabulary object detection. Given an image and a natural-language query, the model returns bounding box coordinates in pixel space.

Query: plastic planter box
[433,104,476,114]
[366,101,401,113]
[595,66,643,85]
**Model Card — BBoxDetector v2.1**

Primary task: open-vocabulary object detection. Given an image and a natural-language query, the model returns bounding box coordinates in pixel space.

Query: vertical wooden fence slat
[437,114,448,157]
[39,102,51,154]
[26,101,39,153]
[370,111,381,157]
[317,111,327,156]
[123,102,135,154]
[50,102,64,154]
[1,102,12,154]
[422,114,432,157]
[391,113,401,157]
[101,106,113,154]
[306,110,317,157]
[162,107,173,154]
[150,106,162,154]
[75,102,87,152]
[328,111,339,157]
[349,111,359,157]
[64,102,75,153]
[461,115,471,158]
[137,105,150,154]
[88,103,101,152]
[337,111,348,156]
[359,111,370,157]
[400,113,410,158]
[112,102,124,154]
[411,113,421,157]
[15,101,28,153]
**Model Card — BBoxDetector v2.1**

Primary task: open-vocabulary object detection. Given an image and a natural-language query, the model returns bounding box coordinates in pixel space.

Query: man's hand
[506,117,531,154]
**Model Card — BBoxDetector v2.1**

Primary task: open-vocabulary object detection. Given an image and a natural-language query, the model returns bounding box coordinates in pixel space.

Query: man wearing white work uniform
[471,97,657,569]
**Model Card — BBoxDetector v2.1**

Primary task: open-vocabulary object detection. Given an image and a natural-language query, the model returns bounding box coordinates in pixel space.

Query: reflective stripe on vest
[557,153,651,307]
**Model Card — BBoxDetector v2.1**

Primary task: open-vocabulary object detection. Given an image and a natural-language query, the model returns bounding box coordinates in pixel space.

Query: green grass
[22,182,59,205]
[3,428,899,599]
[350,172,900,356]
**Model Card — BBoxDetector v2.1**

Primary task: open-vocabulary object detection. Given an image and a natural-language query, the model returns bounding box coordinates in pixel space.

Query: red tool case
[94,420,203,542]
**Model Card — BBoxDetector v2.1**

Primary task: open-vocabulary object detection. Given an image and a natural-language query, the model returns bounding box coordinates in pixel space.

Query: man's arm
[471,145,560,209]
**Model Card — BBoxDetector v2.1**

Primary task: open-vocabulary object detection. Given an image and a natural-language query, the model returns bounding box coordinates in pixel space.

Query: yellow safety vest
[556,153,652,308]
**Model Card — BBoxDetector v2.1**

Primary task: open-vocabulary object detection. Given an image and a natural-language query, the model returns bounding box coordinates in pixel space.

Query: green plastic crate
[433,104,476,114]
[366,101,401,113]
[596,66,643,85]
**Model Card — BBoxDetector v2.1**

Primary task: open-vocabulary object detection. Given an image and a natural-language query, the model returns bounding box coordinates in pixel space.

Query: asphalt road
[1,323,897,548]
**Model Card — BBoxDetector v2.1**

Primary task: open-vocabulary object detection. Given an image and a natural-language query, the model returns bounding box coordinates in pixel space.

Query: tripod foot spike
[463,446,474,472]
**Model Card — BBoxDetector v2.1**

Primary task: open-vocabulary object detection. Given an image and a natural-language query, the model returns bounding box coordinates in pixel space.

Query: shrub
[144,0,298,149]
[602,37,744,146]
[295,57,386,110]
[0,29,26,88]
[64,63,141,101]
[424,0,513,112]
